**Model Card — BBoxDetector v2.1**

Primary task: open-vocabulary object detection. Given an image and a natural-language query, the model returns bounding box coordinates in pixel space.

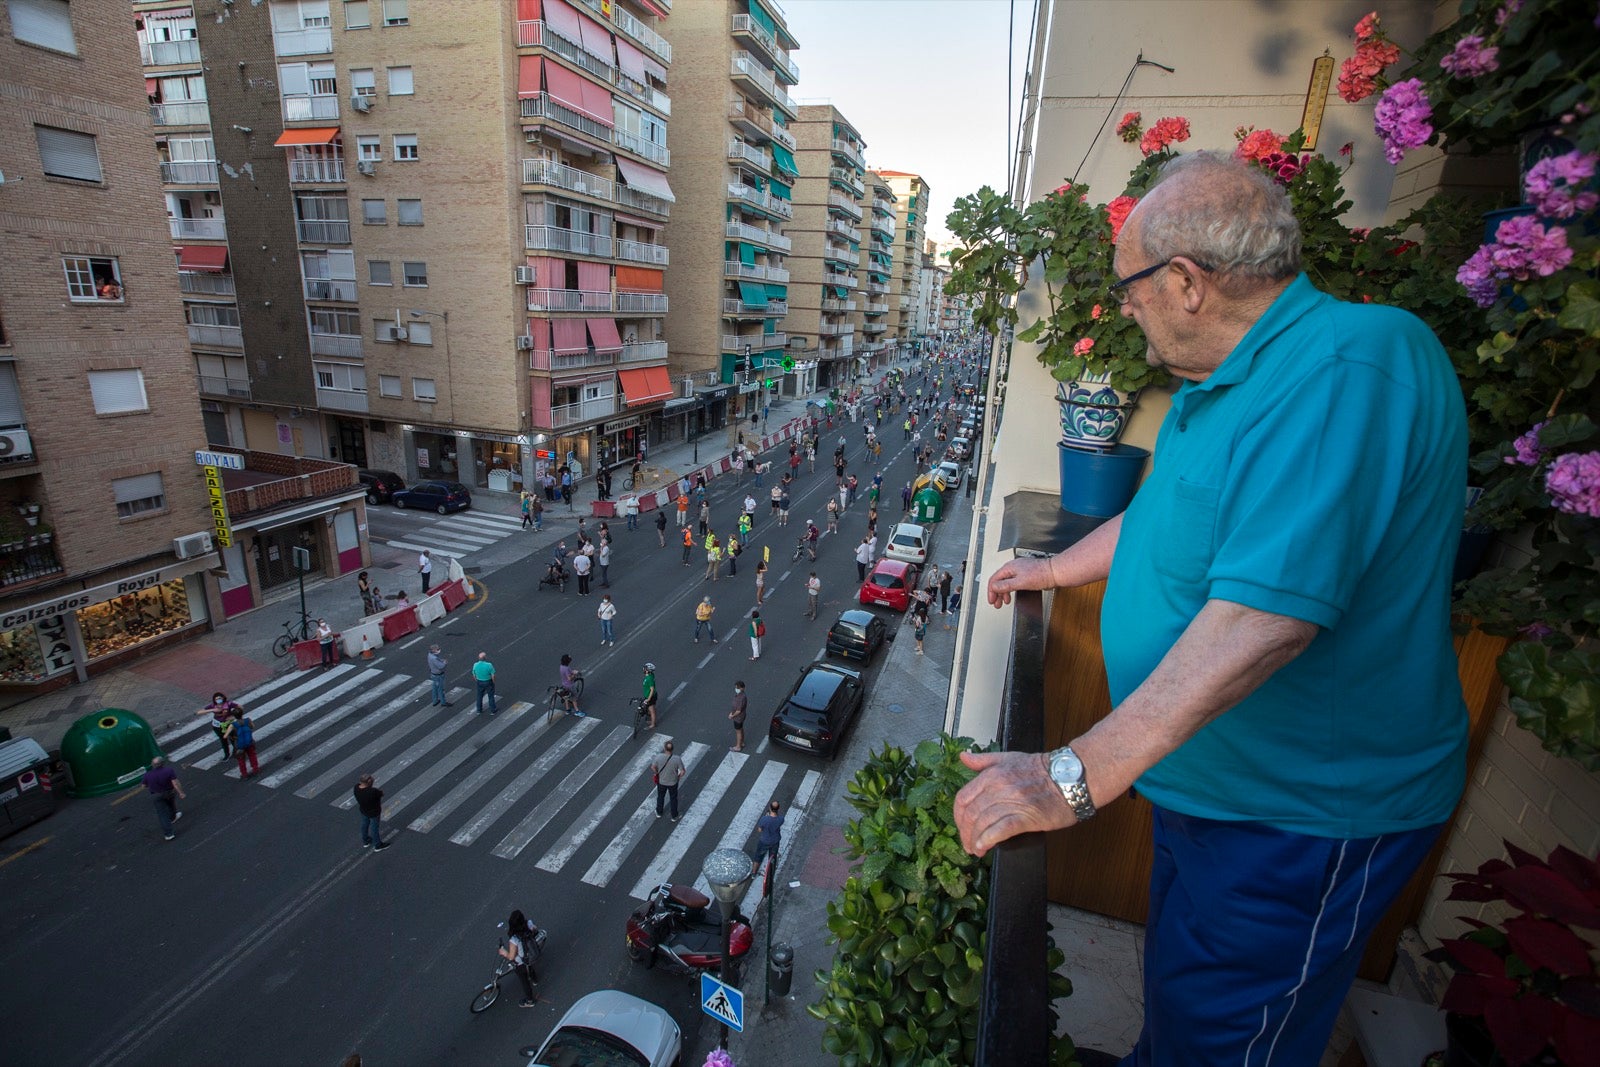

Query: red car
[859,558,920,612]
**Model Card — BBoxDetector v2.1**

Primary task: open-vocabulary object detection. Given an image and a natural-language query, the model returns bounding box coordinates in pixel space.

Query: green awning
[739,242,757,265]
[771,143,798,177]
[738,281,767,305]
[870,270,889,283]
[749,0,777,36]
[762,318,777,335]
[766,284,788,300]
[831,285,848,299]
[770,180,791,201]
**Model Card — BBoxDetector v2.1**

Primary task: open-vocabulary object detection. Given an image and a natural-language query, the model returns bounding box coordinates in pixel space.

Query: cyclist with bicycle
[556,654,585,717]
[497,909,543,1008]
[642,662,659,730]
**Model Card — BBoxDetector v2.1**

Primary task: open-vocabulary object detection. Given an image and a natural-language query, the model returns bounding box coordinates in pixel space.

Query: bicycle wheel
[571,676,585,700]
[469,980,499,1014]
[546,691,564,726]
[631,702,644,740]
[272,633,295,658]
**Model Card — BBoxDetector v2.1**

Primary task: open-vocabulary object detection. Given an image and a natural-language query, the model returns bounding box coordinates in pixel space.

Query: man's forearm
[1047,513,1122,588]
[1072,599,1318,808]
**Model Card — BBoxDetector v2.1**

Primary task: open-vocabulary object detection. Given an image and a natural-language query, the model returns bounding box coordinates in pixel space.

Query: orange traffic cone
[360,634,374,659]
[463,576,476,599]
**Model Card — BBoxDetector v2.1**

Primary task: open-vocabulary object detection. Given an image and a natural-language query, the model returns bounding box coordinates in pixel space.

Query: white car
[527,990,681,1067]
[884,522,932,565]
[935,461,964,491]
[948,437,973,461]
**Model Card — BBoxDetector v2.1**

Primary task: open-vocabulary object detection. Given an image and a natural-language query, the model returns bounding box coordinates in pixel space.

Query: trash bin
[59,709,162,798]
[769,942,794,997]
[914,486,944,524]
[0,736,64,839]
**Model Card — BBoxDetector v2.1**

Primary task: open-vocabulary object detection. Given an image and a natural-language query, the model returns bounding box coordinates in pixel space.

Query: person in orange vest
[676,492,690,528]
[681,525,694,566]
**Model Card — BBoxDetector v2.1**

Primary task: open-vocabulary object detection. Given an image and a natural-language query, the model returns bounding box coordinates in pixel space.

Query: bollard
[768,942,794,997]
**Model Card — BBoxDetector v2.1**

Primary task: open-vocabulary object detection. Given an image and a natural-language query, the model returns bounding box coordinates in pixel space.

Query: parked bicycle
[271,615,314,658]
[469,922,547,1014]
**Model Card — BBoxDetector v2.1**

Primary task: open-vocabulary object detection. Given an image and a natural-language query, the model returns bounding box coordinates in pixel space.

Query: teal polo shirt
[472,659,495,683]
[1101,275,1469,838]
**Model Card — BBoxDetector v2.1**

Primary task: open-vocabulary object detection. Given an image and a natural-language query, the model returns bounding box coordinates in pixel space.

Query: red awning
[273,126,340,147]
[527,317,551,352]
[578,79,614,128]
[516,0,541,20]
[637,0,669,18]
[542,59,587,114]
[614,157,674,202]
[145,77,159,96]
[543,0,582,43]
[177,245,229,272]
[619,366,672,406]
[551,317,588,354]
[613,211,662,231]
[587,318,622,353]
[576,11,613,64]
[614,38,647,86]
[518,55,544,99]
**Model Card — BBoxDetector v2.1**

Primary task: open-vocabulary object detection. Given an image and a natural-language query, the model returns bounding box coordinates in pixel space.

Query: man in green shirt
[472,652,498,715]
[642,662,658,730]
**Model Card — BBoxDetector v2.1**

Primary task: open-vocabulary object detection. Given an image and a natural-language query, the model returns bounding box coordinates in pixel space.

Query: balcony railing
[726,221,774,246]
[722,298,766,317]
[283,94,339,122]
[871,218,896,239]
[140,38,201,66]
[290,158,345,183]
[618,339,668,363]
[867,279,890,295]
[826,246,862,268]
[727,97,775,141]
[765,265,789,283]
[829,166,865,197]
[727,138,771,170]
[188,323,243,348]
[824,269,858,289]
[528,346,613,372]
[723,261,766,281]
[826,218,861,242]
[150,100,209,126]
[523,158,615,201]
[595,0,671,64]
[873,196,896,215]
[766,301,788,316]
[615,184,671,218]
[304,277,358,302]
[316,386,369,413]
[615,239,669,265]
[612,127,669,167]
[160,160,218,184]
[528,288,613,312]
[180,272,235,297]
[521,93,612,142]
[0,542,65,591]
[548,395,618,428]
[818,321,857,337]
[865,301,890,315]
[862,320,888,334]
[516,20,614,80]
[309,332,363,358]
[770,123,796,151]
[820,298,856,314]
[763,332,788,348]
[828,191,864,221]
[730,53,794,116]
[729,14,799,84]
[830,138,863,168]
[615,291,668,313]
[296,219,351,244]
[197,374,252,399]
[273,26,332,56]
[721,333,750,352]
[169,217,226,239]
[525,225,613,257]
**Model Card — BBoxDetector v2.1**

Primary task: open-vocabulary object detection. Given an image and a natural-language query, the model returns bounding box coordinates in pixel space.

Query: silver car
[884,521,932,565]
[528,989,681,1067]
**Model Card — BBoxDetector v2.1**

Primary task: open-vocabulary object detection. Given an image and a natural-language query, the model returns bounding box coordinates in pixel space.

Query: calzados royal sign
[1,568,179,630]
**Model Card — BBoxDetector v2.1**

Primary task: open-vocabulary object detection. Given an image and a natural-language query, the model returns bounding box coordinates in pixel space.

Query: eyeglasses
[1108,257,1214,304]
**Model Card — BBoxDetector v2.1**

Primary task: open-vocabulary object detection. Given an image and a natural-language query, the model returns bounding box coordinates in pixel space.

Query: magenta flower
[1439,35,1500,77]
[1455,217,1574,306]
[1373,79,1434,164]
[1506,421,1548,466]
[1519,621,1555,639]
[1545,451,1600,518]
[1524,150,1600,219]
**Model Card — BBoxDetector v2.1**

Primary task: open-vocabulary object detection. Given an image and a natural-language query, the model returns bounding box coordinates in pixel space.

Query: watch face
[1051,749,1083,783]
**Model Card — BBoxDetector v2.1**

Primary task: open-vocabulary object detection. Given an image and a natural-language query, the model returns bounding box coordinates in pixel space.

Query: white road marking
[692,760,789,899]
[448,717,597,846]
[212,671,408,775]
[697,652,714,670]
[581,741,713,888]
[668,681,687,701]
[172,665,365,763]
[771,769,824,886]
[630,749,765,900]
[158,667,324,745]
[535,740,667,874]
[755,736,769,754]
[490,723,632,859]
[252,680,425,787]
[292,705,439,800]
[407,710,557,834]
[397,634,425,650]
[332,711,476,810]
[377,702,531,821]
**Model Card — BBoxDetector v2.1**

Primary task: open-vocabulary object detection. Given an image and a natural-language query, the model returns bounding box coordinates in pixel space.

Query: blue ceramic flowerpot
[1058,442,1149,517]
[1057,378,1140,451]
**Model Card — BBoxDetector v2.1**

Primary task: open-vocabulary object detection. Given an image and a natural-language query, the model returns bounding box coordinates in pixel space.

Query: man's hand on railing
[953,750,1076,858]
[985,556,1058,608]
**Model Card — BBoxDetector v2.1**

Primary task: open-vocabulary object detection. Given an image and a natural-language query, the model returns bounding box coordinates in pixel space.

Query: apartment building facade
[876,170,929,358]
[134,0,675,510]
[659,0,803,429]
[0,0,221,689]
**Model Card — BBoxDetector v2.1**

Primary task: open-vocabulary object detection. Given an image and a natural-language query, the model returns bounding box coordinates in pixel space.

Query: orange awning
[273,127,340,147]
[615,265,663,292]
[177,245,229,272]
[620,366,672,407]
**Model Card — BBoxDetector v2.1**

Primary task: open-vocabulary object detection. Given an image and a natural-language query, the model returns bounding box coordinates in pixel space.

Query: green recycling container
[60,709,162,798]
[914,486,945,524]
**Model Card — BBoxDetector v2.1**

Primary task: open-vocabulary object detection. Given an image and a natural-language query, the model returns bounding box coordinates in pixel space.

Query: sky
[777,0,1037,248]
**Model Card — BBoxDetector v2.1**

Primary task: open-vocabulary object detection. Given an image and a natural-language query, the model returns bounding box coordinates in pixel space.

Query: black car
[392,480,472,514]
[358,469,406,505]
[825,609,891,663]
[768,661,864,758]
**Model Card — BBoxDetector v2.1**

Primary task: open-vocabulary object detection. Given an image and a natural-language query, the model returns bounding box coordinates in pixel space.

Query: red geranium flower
[1105,196,1139,242]
[1116,111,1143,144]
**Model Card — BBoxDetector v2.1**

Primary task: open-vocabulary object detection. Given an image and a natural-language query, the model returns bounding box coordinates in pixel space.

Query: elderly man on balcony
[957,152,1468,1066]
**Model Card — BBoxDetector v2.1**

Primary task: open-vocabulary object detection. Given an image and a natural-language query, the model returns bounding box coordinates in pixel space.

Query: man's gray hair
[1138,151,1302,283]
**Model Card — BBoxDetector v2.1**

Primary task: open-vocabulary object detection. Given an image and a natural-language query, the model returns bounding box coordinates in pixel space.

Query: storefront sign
[738,381,761,394]
[36,613,74,675]
[194,450,244,470]
[603,417,640,434]
[0,564,192,630]
[203,465,233,550]
[416,447,430,470]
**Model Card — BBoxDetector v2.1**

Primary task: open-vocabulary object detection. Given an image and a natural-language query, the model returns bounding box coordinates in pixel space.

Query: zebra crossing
[156,666,820,902]
[367,507,526,559]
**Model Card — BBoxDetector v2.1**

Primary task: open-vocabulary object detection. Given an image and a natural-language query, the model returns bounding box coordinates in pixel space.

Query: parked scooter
[625,883,752,975]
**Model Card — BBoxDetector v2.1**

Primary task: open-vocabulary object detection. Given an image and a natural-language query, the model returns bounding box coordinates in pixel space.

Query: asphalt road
[0,397,951,1067]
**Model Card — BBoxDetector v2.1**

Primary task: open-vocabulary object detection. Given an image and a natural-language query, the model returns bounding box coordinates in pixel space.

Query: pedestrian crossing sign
[700,973,744,1032]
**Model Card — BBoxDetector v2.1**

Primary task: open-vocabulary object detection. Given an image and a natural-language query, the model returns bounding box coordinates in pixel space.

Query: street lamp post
[702,848,754,1051]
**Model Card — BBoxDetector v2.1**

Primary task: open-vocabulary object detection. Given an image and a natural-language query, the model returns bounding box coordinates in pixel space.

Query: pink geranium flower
[1353,11,1381,41]
[1234,128,1285,163]
[1524,150,1600,219]
[1105,196,1138,242]
[1072,337,1096,357]
[1116,111,1142,144]
[1545,452,1600,518]
[1138,116,1191,157]
[1439,34,1500,78]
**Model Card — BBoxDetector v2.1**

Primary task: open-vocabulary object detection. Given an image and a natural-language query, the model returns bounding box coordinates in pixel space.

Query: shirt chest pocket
[1148,477,1221,587]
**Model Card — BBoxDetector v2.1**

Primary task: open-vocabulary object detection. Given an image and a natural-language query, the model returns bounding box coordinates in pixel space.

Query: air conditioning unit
[172,531,214,560]
[0,429,34,459]
[387,326,409,341]
[356,160,376,177]
[350,94,372,112]
[516,335,535,351]
[513,266,536,285]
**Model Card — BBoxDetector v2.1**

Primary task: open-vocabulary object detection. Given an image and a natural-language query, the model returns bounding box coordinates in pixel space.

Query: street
[0,403,943,1067]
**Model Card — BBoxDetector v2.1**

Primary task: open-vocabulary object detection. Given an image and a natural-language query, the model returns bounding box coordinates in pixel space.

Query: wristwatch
[1047,746,1097,822]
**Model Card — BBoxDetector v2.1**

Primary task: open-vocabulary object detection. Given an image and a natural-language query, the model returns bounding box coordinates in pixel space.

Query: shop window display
[77,579,196,659]
[0,623,48,682]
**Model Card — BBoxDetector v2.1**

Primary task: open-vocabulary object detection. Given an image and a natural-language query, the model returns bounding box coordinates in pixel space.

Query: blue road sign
[700,972,744,1032]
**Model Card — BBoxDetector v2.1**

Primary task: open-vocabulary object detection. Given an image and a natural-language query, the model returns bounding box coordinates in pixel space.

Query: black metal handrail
[975,588,1050,1065]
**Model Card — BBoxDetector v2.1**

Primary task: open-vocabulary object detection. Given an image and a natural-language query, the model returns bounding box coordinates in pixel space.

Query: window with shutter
[386,66,413,95]
[88,370,149,415]
[0,364,26,427]
[9,0,77,54]
[35,127,102,183]
[112,473,166,518]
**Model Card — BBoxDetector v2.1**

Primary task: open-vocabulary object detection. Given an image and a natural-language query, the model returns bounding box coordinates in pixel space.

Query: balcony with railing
[516,20,614,80]
[725,220,780,248]
[615,239,669,265]
[309,332,363,358]
[823,269,858,289]
[826,246,861,269]
[612,127,669,167]
[528,289,614,312]
[828,191,864,221]
[316,386,368,413]
[721,333,754,352]
[592,0,671,64]
[723,261,767,281]
[273,26,332,57]
[150,100,209,126]
[826,218,861,243]
[730,53,794,116]
[188,323,243,348]
[297,219,351,244]
[766,300,788,316]
[727,182,784,219]
[160,160,217,184]
[290,157,345,183]
[817,321,855,337]
[727,138,772,170]
[140,37,202,66]
[867,279,890,295]
[865,301,890,315]
[169,217,226,239]
[197,374,252,400]
[820,297,857,314]
[525,225,613,257]
[870,215,896,239]
[722,297,766,318]
[770,123,796,152]
[529,346,615,372]
[522,93,613,142]
[282,94,339,122]
[615,291,668,314]
[829,168,865,199]
[180,272,235,297]
[547,394,618,428]
[727,96,776,142]
[524,158,616,201]
[304,277,358,302]
[729,14,800,84]
[615,184,671,218]
[0,537,64,591]
[830,138,863,168]
[765,265,789,284]
[218,451,359,519]
[862,320,888,334]
[762,332,788,349]
[618,339,668,364]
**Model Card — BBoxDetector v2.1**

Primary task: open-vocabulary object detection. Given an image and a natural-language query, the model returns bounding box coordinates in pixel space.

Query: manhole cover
[886,703,904,715]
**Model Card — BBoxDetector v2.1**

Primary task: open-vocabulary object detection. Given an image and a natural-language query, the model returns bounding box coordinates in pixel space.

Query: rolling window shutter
[88,369,149,414]
[35,126,102,182]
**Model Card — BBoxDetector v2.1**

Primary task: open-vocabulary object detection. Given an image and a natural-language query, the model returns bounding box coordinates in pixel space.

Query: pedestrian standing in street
[749,612,765,660]
[754,559,768,606]
[316,619,337,667]
[914,614,928,655]
[676,492,690,528]
[837,481,849,513]
[738,511,752,541]
[418,550,433,594]
[532,493,545,531]
[651,740,686,821]
[826,497,840,534]
[354,774,387,850]
[681,525,694,566]
[866,505,879,538]
[196,692,240,760]
[572,548,592,596]
[769,484,782,516]
[142,756,186,841]
[693,596,717,643]
[939,567,953,614]
[521,492,534,529]
[805,572,820,619]
[726,535,740,577]
[807,444,816,473]
[751,800,784,875]
[847,473,859,506]
[597,540,612,587]
[232,706,259,778]
[598,594,617,646]
[427,643,449,706]
[624,494,639,531]
[358,570,375,615]
[855,536,874,582]
[704,536,722,583]
[743,493,757,527]
[779,488,791,526]
[902,482,913,513]
[472,652,498,715]
[730,681,749,747]
[655,509,668,547]
[642,663,659,730]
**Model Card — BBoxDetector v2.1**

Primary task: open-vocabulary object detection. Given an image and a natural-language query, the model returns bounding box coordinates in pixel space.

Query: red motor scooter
[625,883,753,975]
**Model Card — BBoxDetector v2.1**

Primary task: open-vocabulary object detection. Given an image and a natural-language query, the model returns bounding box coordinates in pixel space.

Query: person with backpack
[498,910,543,1008]
[232,706,259,778]
[749,612,765,661]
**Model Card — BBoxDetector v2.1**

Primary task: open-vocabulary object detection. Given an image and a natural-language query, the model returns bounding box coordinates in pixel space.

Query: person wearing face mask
[729,681,748,752]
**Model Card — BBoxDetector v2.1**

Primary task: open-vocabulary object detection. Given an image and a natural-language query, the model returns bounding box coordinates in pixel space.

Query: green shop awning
[766,284,788,300]
[769,179,791,201]
[738,281,767,305]
[771,143,798,177]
